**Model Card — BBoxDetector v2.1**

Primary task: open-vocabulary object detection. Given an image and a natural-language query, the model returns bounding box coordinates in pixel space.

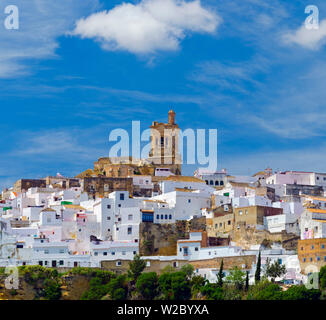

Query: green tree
[255,251,261,283]
[245,271,249,291]
[319,265,326,290]
[136,272,159,300]
[158,271,191,300]
[81,276,110,300]
[161,265,174,274]
[112,288,127,300]
[128,255,146,281]
[180,264,194,279]
[107,275,128,300]
[200,283,224,300]
[217,260,224,287]
[247,281,282,300]
[226,267,246,290]
[282,285,321,300]
[265,258,286,283]
[190,275,207,298]
[43,278,61,300]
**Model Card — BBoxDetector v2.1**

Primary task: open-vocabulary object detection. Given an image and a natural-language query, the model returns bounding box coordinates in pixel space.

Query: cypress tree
[245,271,249,291]
[255,251,261,283]
[217,259,224,287]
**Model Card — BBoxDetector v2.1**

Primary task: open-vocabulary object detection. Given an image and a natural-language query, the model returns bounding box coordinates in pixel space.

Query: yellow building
[234,205,283,227]
[298,238,326,273]
[207,213,234,237]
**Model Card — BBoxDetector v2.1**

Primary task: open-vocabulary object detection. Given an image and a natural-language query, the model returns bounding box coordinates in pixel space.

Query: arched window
[210,180,214,185]
[215,181,219,186]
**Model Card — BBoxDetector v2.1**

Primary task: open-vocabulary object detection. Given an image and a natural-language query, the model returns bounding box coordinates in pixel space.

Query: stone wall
[139,221,188,256]
[13,179,46,193]
[189,216,206,232]
[82,177,133,198]
[190,255,256,270]
[101,259,189,275]
[231,223,299,250]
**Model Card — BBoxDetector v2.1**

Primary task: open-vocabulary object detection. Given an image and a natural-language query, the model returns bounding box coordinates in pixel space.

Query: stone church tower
[148,110,182,175]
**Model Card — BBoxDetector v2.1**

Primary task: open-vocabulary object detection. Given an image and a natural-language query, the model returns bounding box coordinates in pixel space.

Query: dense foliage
[3,260,325,300]
[135,272,158,300]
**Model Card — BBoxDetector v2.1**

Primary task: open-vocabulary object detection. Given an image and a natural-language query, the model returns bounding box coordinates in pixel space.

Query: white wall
[155,191,210,220]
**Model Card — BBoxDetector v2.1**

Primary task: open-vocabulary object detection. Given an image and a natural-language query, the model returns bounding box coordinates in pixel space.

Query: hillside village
[1,111,325,286]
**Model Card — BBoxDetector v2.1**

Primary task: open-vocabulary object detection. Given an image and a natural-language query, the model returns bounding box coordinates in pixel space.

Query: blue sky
[1,0,326,189]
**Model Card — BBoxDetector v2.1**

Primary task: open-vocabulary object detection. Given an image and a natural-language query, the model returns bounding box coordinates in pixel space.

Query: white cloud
[72,0,220,54]
[283,20,326,50]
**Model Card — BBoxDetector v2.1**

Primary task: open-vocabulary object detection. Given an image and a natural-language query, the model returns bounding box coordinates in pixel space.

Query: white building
[232,196,272,208]
[159,175,215,194]
[154,189,211,220]
[194,168,227,187]
[300,208,326,239]
[90,241,139,264]
[266,171,326,187]
[264,214,299,234]
[177,231,242,261]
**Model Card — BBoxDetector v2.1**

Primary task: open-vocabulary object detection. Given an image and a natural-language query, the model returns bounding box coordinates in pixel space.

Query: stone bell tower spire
[168,109,175,125]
